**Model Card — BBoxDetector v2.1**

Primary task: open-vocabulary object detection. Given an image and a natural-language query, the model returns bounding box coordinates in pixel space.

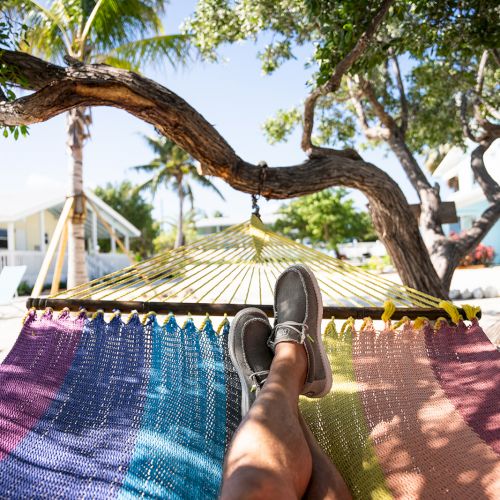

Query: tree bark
[66,107,89,288]
[0,50,446,296]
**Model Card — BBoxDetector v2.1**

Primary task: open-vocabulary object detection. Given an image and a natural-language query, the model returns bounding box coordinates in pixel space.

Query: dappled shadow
[351,326,499,498]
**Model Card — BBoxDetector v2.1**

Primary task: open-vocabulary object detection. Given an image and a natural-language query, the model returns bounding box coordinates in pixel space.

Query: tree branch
[475,50,489,95]
[0,49,445,296]
[347,79,389,140]
[390,55,408,134]
[470,141,500,205]
[357,77,398,130]
[458,202,500,256]
[459,92,478,142]
[301,0,394,153]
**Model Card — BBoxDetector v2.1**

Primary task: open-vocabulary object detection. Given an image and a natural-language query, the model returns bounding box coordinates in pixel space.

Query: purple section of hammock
[426,321,500,454]
[0,310,83,461]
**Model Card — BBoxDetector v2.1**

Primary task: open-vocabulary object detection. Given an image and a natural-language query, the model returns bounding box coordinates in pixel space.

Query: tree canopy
[187,0,498,154]
[94,181,159,259]
[274,189,377,255]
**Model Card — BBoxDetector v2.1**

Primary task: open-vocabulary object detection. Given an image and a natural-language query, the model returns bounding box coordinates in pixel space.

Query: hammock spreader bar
[25,297,475,321]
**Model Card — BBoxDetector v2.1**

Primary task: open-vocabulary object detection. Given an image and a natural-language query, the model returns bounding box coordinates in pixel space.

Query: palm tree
[132,135,225,247]
[16,0,189,288]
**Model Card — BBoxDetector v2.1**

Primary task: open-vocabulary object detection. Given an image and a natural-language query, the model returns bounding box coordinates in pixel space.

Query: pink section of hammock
[0,310,83,460]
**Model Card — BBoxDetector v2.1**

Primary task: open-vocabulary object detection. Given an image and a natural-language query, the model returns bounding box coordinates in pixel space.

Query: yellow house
[0,186,140,287]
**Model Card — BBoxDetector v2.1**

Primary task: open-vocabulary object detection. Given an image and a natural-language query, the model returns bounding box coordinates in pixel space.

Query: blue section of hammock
[119,318,227,499]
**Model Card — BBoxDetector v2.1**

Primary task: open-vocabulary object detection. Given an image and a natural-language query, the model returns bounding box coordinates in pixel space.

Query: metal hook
[251,161,268,219]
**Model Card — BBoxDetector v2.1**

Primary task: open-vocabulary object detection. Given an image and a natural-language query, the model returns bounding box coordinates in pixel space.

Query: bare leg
[300,414,352,500]
[220,343,312,500]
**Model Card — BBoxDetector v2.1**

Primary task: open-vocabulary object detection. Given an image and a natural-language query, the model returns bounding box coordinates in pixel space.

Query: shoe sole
[288,264,333,398]
[228,307,271,418]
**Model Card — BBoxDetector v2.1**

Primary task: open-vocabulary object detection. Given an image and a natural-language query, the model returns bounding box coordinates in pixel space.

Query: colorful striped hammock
[0,310,498,498]
[1,217,499,498]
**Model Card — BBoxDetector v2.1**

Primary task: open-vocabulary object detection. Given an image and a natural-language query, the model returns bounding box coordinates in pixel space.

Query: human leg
[221,342,311,500]
[299,414,352,500]
[221,265,336,499]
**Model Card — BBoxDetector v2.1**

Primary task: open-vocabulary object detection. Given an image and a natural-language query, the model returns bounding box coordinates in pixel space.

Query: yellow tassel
[393,316,410,330]
[462,304,481,321]
[217,313,229,335]
[182,313,193,329]
[434,317,448,331]
[413,316,428,330]
[340,316,355,335]
[381,300,396,323]
[110,310,121,321]
[200,313,211,330]
[59,307,70,318]
[323,316,337,336]
[126,310,139,323]
[141,311,156,325]
[163,312,174,325]
[359,317,373,332]
[438,300,461,325]
[92,309,104,320]
[22,307,36,325]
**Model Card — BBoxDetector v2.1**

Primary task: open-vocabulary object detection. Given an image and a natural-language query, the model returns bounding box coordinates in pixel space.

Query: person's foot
[229,307,274,417]
[269,264,332,398]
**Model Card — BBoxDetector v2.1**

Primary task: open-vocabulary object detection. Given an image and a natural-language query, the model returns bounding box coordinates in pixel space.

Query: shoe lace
[249,370,269,392]
[273,320,309,343]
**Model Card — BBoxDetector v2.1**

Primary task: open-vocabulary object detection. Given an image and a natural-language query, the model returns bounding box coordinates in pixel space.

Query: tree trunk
[386,133,455,284]
[66,107,88,289]
[175,179,185,248]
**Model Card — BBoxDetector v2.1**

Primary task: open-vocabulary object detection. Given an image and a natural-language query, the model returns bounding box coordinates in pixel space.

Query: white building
[0,186,140,287]
[433,139,500,263]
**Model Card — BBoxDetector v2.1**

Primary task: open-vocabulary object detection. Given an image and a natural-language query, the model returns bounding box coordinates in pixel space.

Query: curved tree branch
[347,78,389,140]
[301,0,394,154]
[459,92,478,142]
[470,141,500,205]
[475,50,489,95]
[390,55,408,134]
[0,49,446,296]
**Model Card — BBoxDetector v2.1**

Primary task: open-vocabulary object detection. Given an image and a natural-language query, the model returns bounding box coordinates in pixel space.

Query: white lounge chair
[0,265,27,307]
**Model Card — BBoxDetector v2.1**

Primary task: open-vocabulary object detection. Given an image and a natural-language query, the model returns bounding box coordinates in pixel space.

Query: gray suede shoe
[269,264,332,398]
[229,307,273,417]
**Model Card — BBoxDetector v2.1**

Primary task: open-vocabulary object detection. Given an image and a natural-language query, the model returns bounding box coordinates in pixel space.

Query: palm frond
[102,34,191,71]
[130,160,162,172]
[94,54,135,70]
[82,0,165,56]
[190,171,226,200]
[23,0,72,58]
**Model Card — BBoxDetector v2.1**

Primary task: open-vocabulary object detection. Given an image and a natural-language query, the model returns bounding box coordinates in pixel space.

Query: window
[448,176,459,192]
[0,229,7,249]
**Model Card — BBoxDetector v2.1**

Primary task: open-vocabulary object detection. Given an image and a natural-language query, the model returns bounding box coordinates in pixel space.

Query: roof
[433,139,500,181]
[0,184,140,238]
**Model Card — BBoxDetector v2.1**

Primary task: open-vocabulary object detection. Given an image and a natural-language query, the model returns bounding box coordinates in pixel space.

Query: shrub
[460,242,495,266]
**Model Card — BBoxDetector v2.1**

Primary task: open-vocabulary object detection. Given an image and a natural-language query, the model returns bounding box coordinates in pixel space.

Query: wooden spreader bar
[26,297,477,321]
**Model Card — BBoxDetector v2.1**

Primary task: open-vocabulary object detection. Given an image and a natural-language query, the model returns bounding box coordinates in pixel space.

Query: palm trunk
[66,107,88,288]
[175,180,185,248]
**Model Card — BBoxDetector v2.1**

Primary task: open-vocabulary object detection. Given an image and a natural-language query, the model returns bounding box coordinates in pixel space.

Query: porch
[0,250,132,288]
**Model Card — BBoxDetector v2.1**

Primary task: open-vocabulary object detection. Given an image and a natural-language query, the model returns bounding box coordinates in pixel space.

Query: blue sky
[0,0,443,228]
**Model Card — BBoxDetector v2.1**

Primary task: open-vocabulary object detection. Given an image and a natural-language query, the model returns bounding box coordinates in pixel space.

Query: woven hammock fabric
[0,312,498,499]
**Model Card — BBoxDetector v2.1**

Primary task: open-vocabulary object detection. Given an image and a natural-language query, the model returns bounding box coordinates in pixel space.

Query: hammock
[0,217,498,499]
